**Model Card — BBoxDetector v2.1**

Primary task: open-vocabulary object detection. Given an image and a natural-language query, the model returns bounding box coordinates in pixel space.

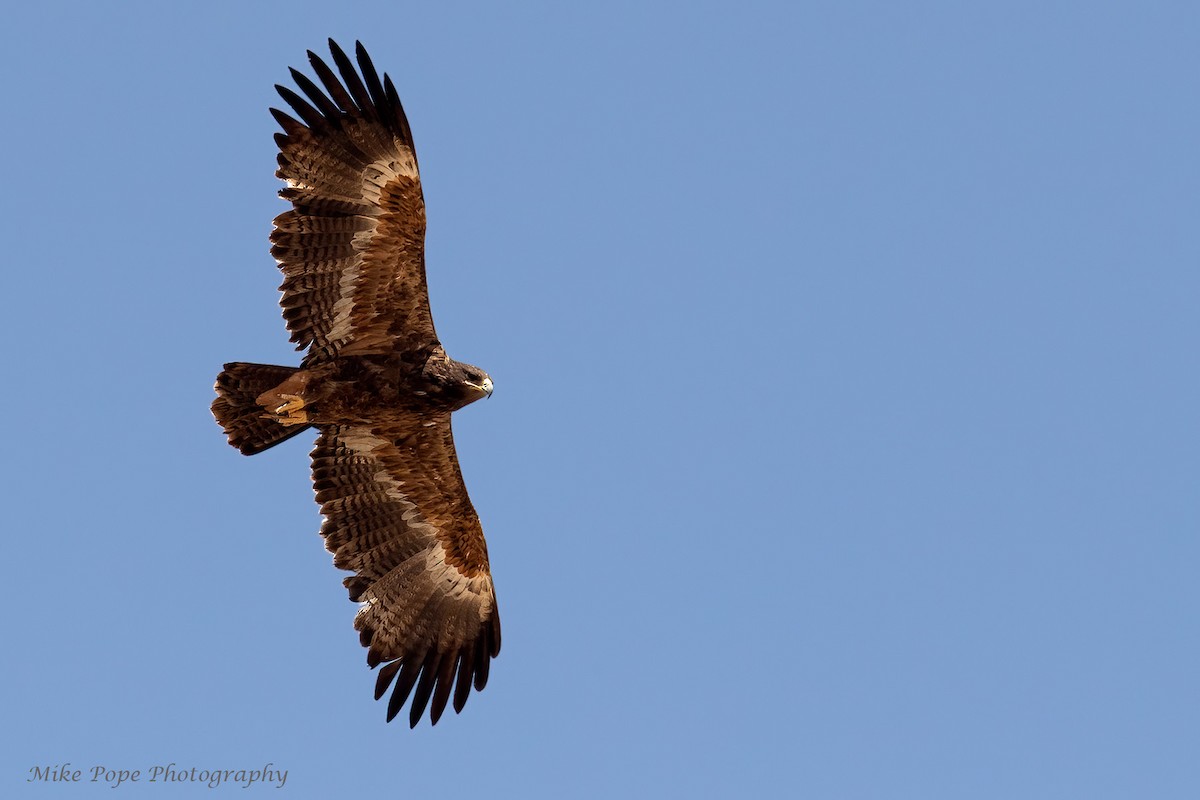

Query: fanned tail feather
[212,362,311,455]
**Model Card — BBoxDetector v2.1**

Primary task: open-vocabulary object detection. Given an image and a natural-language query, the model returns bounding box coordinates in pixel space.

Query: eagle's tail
[212,362,313,455]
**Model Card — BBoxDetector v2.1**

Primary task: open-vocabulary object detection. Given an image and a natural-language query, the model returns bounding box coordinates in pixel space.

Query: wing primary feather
[429,653,459,725]
[387,658,423,723]
[382,74,416,148]
[374,660,403,701]
[408,651,442,728]
[474,641,491,691]
[289,67,340,120]
[453,644,476,713]
[354,42,390,124]
[269,107,304,136]
[308,49,357,113]
[328,38,375,118]
[491,612,502,657]
[275,85,325,130]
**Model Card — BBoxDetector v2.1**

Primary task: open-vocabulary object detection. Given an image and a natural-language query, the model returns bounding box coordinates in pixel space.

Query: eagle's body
[258,349,492,425]
[212,40,499,728]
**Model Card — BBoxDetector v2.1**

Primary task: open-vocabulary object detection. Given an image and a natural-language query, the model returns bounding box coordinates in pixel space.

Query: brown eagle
[212,40,499,728]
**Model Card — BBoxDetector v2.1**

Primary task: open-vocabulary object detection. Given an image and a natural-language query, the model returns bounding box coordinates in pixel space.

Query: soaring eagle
[212,40,499,728]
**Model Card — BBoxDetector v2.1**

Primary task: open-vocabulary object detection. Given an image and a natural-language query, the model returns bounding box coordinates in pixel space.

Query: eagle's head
[455,361,494,402]
[422,348,493,410]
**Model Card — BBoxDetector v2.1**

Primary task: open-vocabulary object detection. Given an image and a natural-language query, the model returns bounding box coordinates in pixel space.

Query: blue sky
[5,1,1198,797]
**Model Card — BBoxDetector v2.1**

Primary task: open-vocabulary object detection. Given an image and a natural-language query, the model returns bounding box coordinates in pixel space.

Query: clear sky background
[4,1,1197,797]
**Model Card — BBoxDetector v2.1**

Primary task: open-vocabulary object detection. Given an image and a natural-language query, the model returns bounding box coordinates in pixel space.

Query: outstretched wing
[269,40,436,363]
[312,420,501,727]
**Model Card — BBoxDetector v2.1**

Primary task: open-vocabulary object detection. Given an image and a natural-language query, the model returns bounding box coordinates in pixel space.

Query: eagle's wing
[269,40,435,363]
[312,419,501,727]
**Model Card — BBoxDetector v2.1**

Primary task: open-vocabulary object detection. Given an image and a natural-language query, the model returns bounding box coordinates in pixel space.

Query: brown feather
[288,67,341,120]
[387,657,424,723]
[307,48,358,114]
[374,660,403,701]
[276,85,326,130]
[453,644,476,713]
[328,39,376,119]
[407,650,442,728]
[429,651,459,725]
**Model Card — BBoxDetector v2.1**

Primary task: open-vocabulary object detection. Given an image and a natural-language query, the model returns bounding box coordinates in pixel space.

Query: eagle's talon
[264,393,309,425]
[274,394,305,415]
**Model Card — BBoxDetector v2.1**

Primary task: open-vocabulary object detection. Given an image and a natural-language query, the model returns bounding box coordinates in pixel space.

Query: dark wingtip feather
[453,647,475,713]
[374,660,403,701]
[325,38,351,83]
[383,74,401,110]
[387,659,422,723]
[408,656,439,728]
[382,74,415,148]
[354,41,389,116]
[276,85,325,130]
[328,38,373,116]
[307,47,356,113]
[269,106,304,135]
[290,66,340,120]
[474,642,491,691]
[429,654,458,725]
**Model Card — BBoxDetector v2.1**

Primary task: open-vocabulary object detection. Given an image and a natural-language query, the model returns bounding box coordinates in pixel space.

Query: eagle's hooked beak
[466,377,493,400]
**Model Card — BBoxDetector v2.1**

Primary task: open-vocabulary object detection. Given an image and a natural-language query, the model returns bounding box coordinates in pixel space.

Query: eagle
[212,40,500,728]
